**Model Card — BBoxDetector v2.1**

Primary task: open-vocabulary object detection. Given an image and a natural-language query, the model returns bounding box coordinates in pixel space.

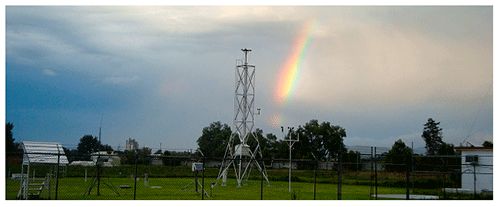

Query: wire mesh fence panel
[5,149,493,200]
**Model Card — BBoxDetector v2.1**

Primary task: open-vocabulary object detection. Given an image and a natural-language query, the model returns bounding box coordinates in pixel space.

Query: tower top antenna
[241,48,251,65]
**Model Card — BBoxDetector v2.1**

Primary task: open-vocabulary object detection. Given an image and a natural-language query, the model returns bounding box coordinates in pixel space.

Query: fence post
[48,169,52,199]
[97,153,101,196]
[406,157,410,200]
[443,169,447,199]
[374,147,377,200]
[356,152,359,182]
[473,164,477,198]
[370,147,373,200]
[412,153,415,193]
[133,152,138,200]
[55,152,60,200]
[337,148,342,200]
[411,142,415,193]
[261,160,264,200]
[202,155,205,200]
[314,159,317,200]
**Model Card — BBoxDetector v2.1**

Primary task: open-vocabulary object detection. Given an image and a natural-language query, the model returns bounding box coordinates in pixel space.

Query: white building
[451,146,493,194]
[92,151,121,167]
[126,138,139,151]
[69,151,121,167]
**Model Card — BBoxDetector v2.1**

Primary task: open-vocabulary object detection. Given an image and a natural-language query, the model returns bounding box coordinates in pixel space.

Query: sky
[4,5,494,153]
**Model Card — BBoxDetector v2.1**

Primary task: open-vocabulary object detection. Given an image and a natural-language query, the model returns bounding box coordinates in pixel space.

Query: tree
[196,121,232,158]
[385,139,413,172]
[437,142,456,156]
[76,135,101,160]
[64,147,79,163]
[294,119,347,161]
[263,133,281,159]
[421,118,444,155]
[482,141,493,147]
[100,144,114,152]
[6,122,16,157]
[436,142,459,172]
[343,150,361,171]
[246,128,270,158]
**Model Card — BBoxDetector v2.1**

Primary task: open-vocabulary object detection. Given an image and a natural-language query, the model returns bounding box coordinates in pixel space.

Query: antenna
[462,82,493,145]
[83,113,119,197]
[99,114,103,144]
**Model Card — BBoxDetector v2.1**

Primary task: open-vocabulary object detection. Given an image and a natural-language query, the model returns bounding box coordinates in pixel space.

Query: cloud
[291,17,492,113]
[41,69,57,76]
[103,76,140,85]
[5,6,492,151]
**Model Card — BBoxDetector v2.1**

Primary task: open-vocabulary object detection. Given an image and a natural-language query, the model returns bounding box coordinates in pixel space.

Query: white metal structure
[18,141,68,199]
[216,49,270,187]
[282,126,299,192]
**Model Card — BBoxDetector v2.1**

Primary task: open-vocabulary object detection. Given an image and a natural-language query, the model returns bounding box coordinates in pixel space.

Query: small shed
[454,146,493,193]
[18,141,69,199]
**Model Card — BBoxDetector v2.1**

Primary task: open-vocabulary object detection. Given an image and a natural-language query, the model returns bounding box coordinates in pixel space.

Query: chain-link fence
[5,148,493,200]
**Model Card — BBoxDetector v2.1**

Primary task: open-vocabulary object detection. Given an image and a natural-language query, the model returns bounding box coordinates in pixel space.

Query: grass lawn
[6,176,408,200]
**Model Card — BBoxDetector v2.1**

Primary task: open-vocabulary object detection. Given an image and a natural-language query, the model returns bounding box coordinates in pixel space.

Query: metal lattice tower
[216,49,270,187]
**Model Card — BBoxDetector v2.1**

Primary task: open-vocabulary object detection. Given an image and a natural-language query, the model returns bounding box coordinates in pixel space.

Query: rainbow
[271,20,318,128]
[275,19,318,104]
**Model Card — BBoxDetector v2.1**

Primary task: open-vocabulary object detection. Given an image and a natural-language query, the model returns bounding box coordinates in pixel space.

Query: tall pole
[97,114,103,196]
[283,126,297,193]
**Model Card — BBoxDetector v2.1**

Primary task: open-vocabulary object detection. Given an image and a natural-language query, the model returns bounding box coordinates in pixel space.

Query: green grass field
[6,176,408,200]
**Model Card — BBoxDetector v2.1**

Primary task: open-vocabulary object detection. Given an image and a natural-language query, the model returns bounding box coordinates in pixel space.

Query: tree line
[6,118,492,168]
[196,119,350,161]
[384,118,492,172]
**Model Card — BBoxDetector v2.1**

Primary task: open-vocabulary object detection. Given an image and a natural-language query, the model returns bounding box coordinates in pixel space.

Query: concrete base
[443,188,493,195]
[372,194,439,200]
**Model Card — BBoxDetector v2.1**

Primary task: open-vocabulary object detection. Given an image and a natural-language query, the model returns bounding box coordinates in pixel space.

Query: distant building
[126,138,139,151]
[150,154,163,166]
[69,151,121,167]
[92,151,121,167]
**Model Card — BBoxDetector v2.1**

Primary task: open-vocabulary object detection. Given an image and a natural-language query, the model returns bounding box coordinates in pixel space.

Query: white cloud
[41,69,57,76]
[103,76,140,85]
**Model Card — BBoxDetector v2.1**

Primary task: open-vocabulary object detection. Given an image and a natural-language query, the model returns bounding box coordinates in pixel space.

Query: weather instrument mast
[216,49,270,187]
[282,126,299,192]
